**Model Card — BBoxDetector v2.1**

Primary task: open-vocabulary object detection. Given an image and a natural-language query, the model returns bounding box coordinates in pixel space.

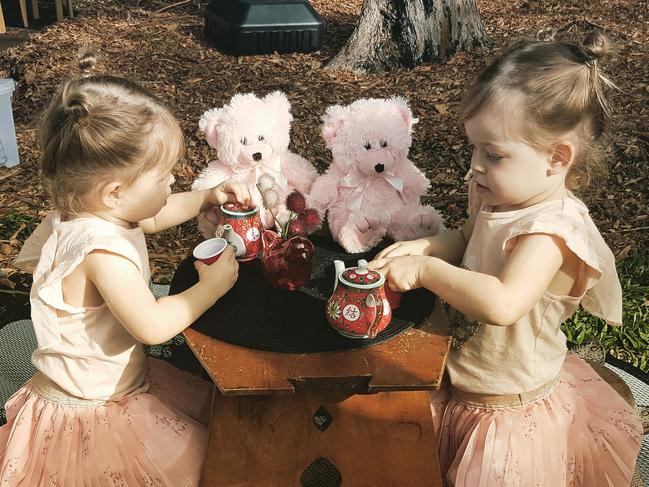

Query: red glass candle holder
[261,231,314,291]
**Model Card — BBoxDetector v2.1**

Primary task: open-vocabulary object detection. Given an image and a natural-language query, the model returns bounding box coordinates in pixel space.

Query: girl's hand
[374,238,432,260]
[368,255,429,292]
[209,181,252,206]
[194,245,239,300]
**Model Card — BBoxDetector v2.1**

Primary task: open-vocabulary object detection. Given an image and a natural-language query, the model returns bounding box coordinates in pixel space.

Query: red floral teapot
[327,259,392,339]
[217,203,263,261]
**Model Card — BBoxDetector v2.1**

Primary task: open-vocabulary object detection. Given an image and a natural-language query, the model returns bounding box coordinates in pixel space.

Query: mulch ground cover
[0,0,647,301]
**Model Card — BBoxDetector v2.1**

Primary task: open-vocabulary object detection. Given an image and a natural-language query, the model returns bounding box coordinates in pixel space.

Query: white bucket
[0,79,19,168]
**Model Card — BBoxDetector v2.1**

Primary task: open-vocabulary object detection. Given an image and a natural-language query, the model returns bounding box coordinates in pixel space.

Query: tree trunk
[327,0,489,73]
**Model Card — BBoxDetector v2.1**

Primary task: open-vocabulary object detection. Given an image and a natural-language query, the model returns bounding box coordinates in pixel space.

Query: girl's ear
[549,141,576,174]
[199,108,225,149]
[321,105,349,148]
[99,180,122,209]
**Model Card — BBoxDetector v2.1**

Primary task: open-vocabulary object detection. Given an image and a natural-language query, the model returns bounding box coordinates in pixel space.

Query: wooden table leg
[0,2,6,34]
[201,390,443,487]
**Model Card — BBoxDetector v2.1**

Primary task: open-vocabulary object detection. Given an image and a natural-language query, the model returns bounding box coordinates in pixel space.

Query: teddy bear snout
[374,163,385,173]
[252,152,262,162]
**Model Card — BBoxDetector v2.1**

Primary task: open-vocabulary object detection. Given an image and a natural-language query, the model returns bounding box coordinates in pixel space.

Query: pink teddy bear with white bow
[306,97,444,253]
[192,91,318,238]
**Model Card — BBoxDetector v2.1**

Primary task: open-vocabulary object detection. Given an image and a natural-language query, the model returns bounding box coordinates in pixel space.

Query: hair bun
[62,89,92,125]
[77,46,97,76]
[581,31,612,64]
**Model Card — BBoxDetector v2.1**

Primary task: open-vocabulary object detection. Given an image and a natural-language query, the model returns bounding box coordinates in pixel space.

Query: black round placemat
[169,236,436,353]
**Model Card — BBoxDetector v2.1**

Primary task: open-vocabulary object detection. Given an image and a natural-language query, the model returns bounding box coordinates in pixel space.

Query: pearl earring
[546,168,555,176]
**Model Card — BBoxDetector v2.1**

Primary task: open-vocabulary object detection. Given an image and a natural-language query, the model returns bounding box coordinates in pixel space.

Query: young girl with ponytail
[371,32,643,486]
[0,51,250,486]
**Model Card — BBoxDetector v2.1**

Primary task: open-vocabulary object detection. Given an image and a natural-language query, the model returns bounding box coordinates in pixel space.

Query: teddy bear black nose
[252,152,262,162]
[374,163,385,173]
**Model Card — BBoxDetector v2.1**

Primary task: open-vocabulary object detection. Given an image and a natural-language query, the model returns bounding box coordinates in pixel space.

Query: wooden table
[183,309,451,487]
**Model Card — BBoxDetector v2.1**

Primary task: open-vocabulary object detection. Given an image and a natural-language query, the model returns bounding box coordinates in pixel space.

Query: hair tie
[64,97,91,126]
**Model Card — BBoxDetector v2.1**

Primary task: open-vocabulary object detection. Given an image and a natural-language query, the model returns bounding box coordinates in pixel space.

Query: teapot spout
[222,224,246,258]
[333,260,345,292]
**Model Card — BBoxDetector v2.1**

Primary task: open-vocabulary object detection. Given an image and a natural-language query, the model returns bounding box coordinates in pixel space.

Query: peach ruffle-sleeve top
[447,186,622,395]
[18,212,149,400]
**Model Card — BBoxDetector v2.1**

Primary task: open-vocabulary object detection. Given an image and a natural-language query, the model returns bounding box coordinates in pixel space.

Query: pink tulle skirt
[0,358,212,486]
[430,353,643,486]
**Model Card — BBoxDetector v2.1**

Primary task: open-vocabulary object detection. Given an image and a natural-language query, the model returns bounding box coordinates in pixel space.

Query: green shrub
[0,212,39,242]
[562,253,649,372]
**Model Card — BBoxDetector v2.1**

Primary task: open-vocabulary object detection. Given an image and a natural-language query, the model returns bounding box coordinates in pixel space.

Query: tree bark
[327,0,489,73]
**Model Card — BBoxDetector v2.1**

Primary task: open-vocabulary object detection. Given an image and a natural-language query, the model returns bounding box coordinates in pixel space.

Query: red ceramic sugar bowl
[217,202,263,261]
[326,259,392,339]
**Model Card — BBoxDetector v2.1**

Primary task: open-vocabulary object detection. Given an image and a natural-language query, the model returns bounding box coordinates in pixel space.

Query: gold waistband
[451,376,559,409]
[30,372,106,408]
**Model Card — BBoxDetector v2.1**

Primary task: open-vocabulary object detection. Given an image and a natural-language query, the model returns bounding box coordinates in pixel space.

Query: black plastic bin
[204,0,325,55]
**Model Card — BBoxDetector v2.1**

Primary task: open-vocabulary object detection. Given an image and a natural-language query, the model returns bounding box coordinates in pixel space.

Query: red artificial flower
[298,208,321,231]
[286,191,307,212]
[287,218,307,237]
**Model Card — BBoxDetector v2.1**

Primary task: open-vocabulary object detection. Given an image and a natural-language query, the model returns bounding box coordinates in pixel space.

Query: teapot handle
[365,293,382,337]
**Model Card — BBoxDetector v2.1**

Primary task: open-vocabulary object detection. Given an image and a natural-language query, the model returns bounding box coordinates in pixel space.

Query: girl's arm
[371,233,567,326]
[374,217,474,266]
[83,246,238,345]
[139,181,251,234]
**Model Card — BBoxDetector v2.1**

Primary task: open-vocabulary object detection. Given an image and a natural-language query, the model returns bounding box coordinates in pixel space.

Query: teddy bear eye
[240,137,248,145]
[380,140,388,148]
[364,142,372,150]
[258,135,264,141]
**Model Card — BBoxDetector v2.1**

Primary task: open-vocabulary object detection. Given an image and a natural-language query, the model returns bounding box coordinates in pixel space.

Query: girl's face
[464,103,565,212]
[115,167,175,223]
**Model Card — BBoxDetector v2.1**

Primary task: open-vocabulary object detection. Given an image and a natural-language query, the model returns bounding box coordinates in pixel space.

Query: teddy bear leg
[389,204,444,242]
[329,209,386,253]
[261,208,276,229]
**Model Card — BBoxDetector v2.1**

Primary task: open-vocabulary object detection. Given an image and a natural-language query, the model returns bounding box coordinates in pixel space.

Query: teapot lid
[339,260,384,289]
[221,202,259,216]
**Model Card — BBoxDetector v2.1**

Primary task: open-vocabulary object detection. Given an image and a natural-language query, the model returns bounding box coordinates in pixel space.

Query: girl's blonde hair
[461,31,616,190]
[38,50,184,214]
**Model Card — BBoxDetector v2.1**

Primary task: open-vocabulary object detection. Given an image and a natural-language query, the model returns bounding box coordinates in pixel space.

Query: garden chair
[0,0,72,30]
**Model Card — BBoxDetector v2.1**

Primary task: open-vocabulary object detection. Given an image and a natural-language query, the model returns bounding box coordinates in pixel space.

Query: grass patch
[0,212,39,242]
[562,253,649,372]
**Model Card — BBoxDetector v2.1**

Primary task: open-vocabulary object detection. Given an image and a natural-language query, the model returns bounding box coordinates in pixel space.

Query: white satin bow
[233,155,289,190]
[341,170,404,210]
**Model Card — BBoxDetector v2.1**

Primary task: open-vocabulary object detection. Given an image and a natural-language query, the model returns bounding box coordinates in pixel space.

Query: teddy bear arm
[191,160,234,191]
[306,170,341,211]
[281,152,319,194]
[400,163,431,202]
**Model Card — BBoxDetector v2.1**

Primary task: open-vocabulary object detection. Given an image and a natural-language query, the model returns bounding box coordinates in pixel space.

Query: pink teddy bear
[192,91,318,238]
[307,97,444,253]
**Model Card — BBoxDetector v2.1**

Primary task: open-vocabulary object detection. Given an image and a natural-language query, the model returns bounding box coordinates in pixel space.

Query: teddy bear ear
[263,91,292,117]
[321,105,349,147]
[390,96,419,127]
[199,107,225,148]
[231,92,259,110]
